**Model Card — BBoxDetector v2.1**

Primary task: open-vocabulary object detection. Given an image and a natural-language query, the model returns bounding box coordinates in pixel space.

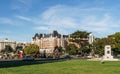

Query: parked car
[22,56,34,61]
[86,55,93,59]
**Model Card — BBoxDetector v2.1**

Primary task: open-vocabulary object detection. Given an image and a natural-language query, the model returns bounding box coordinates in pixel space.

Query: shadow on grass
[0,58,67,68]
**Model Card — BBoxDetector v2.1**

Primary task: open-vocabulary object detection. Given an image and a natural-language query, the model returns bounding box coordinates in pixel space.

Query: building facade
[0,39,16,51]
[31,31,68,53]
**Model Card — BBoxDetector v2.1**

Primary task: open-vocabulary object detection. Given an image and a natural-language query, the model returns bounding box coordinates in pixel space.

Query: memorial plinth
[103,45,118,61]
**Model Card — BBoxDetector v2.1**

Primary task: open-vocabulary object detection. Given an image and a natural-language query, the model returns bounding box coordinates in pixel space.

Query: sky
[0,0,120,43]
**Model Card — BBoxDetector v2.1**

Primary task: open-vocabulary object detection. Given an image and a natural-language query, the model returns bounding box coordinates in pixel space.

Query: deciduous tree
[24,44,39,56]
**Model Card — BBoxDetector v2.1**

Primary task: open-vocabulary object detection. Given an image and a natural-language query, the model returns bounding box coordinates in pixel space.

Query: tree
[16,46,23,51]
[108,32,120,56]
[58,46,64,53]
[53,46,59,58]
[68,30,91,55]
[53,46,64,58]
[93,37,116,56]
[79,46,91,56]
[65,44,78,55]
[92,38,104,56]
[69,30,90,47]
[24,44,39,56]
[70,30,90,38]
[1,45,14,53]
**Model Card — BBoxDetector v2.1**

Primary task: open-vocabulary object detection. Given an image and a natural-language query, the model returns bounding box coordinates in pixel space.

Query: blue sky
[0,0,120,42]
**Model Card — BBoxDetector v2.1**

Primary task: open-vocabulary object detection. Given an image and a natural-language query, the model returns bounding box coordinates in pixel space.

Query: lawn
[0,60,120,74]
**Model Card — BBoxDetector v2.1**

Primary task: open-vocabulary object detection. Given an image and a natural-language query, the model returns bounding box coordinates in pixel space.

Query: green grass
[0,60,120,74]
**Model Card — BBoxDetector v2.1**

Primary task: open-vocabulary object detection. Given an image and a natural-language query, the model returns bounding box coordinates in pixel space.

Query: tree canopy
[1,45,14,53]
[69,30,90,47]
[92,32,120,56]
[70,30,90,38]
[24,44,39,56]
[66,30,91,55]
[65,44,78,55]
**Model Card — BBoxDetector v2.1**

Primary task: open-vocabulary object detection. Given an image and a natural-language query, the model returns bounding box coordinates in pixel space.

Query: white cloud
[34,26,49,31]
[15,15,32,21]
[0,17,25,26]
[35,5,120,37]
[11,0,32,12]
[13,5,120,37]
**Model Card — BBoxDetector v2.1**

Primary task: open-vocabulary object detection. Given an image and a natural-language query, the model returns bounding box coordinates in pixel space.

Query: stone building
[31,30,68,53]
[0,38,16,52]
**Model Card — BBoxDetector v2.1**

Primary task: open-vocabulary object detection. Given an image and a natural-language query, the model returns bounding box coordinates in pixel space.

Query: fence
[0,58,67,68]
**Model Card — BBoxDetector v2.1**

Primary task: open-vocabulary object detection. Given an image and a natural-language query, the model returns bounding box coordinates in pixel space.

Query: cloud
[34,26,49,31]
[34,5,120,37]
[0,17,21,26]
[80,15,111,31]
[11,0,32,12]
[80,14,120,36]
[13,5,120,37]
[15,15,32,21]
[0,17,29,26]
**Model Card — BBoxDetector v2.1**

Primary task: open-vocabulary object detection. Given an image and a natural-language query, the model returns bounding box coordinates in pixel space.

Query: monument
[88,34,94,44]
[103,45,113,60]
[103,45,118,61]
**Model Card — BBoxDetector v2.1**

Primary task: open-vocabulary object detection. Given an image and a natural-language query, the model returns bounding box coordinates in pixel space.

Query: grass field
[0,60,120,74]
